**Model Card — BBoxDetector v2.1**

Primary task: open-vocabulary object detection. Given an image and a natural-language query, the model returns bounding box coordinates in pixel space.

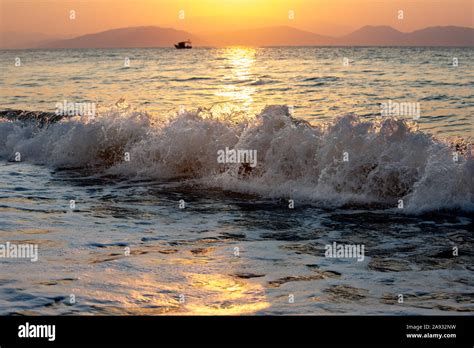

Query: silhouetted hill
[339,26,405,45]
[339,25,474,46]
[406,26,474,46]
[42,26,201,48]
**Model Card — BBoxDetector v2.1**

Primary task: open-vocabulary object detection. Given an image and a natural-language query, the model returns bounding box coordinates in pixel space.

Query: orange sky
[1,0,473,37]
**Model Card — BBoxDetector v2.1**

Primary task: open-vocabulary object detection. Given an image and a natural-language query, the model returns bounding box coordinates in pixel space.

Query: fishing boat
[174,40,192,49]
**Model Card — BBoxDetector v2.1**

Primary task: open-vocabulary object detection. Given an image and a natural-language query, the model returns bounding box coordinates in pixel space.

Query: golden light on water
[183,273,270,315]
[78,247,270,315]
[80,272,270,315]
[216,47,257,110]
[226,47,256,81]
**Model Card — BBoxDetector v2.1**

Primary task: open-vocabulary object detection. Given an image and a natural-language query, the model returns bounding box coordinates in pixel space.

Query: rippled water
[1,47,473,137]
[0,47,473,315]
[0,163,472,315]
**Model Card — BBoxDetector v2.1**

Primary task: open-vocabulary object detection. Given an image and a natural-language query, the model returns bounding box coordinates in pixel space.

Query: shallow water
[0,163,473,315]
[0,47,473,315]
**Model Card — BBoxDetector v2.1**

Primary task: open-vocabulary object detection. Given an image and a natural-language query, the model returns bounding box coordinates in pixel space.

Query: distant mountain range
[1,25,473,49]
[42,27,202,49]
[340,26,474,46]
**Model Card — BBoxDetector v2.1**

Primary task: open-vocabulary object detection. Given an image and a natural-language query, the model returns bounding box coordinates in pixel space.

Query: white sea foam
[0,104,472,213]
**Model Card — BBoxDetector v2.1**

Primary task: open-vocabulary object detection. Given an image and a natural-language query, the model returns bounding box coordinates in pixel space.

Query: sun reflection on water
[84,272,270,315]
[216,47,257,110]
[182,273,270,315]
[78,245,270,315]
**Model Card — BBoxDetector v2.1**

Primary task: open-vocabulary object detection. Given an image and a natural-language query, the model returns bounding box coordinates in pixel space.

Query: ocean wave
[0,104,472,213]
[249,79,277,86]
[302,76,340,83]
[173,77,214,82]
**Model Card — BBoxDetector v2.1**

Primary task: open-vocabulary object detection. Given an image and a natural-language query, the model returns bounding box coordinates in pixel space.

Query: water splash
[1,104,472,213]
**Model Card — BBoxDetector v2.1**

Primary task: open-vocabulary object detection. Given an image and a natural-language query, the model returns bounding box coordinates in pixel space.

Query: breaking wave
[0,104,472,213]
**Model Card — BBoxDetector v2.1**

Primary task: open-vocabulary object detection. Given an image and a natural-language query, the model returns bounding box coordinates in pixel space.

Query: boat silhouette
[175,40,192,49]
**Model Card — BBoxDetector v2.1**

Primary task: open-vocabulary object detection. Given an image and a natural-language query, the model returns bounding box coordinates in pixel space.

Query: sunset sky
[1,0,473,37]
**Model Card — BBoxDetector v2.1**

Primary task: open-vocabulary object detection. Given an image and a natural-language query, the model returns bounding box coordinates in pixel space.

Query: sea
[0,47,472,315]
